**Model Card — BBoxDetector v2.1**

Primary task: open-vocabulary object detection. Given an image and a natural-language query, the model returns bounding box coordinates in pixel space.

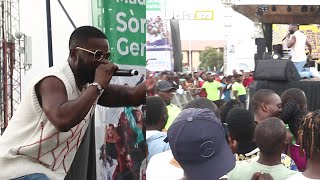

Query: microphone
[113,69,139,76]
[282,33,291,41]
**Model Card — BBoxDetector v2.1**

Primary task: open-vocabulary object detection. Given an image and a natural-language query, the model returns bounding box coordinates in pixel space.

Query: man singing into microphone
[0,26,146,180]
[286,24,312,78]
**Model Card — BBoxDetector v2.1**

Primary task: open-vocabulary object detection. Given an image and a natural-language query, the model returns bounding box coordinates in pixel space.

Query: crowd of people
[145,74,320,179]
[147,69,254,104]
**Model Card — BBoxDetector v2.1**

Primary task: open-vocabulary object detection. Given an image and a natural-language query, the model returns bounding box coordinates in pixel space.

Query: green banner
[91,0,146,66]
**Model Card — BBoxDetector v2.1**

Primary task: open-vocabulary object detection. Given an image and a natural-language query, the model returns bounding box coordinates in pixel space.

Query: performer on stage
[286,24,312,78]
[0,26,146,180]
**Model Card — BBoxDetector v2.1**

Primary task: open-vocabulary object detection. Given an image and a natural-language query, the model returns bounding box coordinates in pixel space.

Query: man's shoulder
[168,104,181,110]
[147,150,184,180]
[147,132,167,142]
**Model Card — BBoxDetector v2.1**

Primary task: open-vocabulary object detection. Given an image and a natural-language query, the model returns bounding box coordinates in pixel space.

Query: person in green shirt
[231,75,247,107]
[155,80,181,130]
[201,73,223,108]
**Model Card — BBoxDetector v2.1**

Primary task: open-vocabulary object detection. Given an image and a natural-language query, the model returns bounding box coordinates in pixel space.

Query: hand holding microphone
[94,63,118,90]
[282,33,291,41]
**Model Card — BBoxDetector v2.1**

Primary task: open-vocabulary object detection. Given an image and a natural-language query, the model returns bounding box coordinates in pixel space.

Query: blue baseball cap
[167,108,235,180]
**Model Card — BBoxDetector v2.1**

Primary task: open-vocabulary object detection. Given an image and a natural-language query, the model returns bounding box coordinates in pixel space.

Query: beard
[77,57,95,84]
[289,30,294,34]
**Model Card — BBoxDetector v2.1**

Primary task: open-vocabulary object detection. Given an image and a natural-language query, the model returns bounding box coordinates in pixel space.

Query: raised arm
[306,39,312,57]
[36,62,118,132]
[98,82,146,107]
[286,35,296,48]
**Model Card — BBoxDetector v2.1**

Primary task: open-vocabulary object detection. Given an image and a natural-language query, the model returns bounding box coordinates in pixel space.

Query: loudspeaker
[273,44,283,57]
[254,60,301,81]
[254,53,263,61]
[257,46,267,53]
[262,52,272,60]
[255,38,266,46]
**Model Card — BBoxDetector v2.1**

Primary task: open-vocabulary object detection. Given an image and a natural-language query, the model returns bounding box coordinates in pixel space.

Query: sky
[20,0,91,90]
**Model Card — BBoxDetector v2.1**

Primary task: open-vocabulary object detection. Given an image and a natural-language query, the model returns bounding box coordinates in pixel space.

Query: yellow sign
[300,24,320,59]
[195,10,214,20]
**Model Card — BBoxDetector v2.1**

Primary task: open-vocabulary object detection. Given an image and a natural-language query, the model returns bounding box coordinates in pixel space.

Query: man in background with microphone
[286,24,312,78]
[0,26,145,180]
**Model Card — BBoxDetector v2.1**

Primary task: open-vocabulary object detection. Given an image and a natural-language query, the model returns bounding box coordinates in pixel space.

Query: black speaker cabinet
[254,60,301,81]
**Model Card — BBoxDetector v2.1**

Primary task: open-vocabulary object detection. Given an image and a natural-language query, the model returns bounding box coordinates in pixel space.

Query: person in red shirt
[242,72,254,88]
[198,73,207,98]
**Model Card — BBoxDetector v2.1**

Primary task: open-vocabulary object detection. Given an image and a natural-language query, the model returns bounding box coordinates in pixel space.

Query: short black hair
[160,71,169,76]
[146,96,167,126]
[255,117,286,155]
[280,88,308,139]
[69,26,107,50]
[281,100,308,139]
[251,89,277,113]
[281,88,307,109]
[227,107,255,143]
[220,100,242,123]
[183,97,220,119]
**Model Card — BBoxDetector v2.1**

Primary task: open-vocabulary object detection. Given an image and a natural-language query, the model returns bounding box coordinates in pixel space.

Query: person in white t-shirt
[286,111,320,180]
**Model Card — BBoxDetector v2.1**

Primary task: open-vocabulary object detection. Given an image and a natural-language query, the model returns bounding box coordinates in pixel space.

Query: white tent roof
[233,0,320,6]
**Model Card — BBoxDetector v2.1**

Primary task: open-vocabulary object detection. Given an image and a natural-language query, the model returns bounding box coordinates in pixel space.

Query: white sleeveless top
[290,31,307,62]
[0,63,95,180]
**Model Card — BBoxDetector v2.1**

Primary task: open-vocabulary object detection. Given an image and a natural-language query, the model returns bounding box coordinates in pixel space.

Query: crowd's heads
[160,71,169,81]
[280,88,308,140]
[281,88,307,110]
[145,96,168,130]
[251,89,282,119]
[167,108,235,180]
[183,97,220,119]
[193,72,199,79]
[227,107,256,145]
[233,74,242,83]
[155,80,176,104]
[206,73,214,82]
[255,117,287,156]
[185,74,193,83]
[299,111,320,159]
[220,100,243,124]
[201,73,207,81]
[226,75,232,84]
[69,26,107,50]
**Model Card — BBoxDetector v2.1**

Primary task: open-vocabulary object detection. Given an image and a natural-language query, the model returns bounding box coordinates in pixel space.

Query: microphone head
[131,70,139,76]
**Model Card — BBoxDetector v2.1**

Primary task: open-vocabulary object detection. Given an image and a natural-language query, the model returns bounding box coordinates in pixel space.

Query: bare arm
[286,35,296,48]
[219,86,223,99]
[233,90,240,102]
[36,77,100,132]
[306,39,312,56]
[98,82,146,107]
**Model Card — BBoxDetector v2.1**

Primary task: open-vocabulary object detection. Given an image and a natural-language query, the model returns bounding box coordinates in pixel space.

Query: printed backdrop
[91,0,146,180]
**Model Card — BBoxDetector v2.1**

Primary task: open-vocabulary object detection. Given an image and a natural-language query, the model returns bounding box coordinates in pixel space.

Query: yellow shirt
[165,104,181,130]
[202,81,221,101]
[232,82,246,96]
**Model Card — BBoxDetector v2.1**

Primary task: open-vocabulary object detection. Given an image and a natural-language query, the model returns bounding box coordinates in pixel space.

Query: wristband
[88,82,104,96]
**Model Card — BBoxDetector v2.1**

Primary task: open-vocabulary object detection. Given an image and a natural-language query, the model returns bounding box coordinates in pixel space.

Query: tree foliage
[199,47,224,71]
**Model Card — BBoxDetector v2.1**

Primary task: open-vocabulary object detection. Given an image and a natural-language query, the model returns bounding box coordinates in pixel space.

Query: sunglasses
[76,47,112,62]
